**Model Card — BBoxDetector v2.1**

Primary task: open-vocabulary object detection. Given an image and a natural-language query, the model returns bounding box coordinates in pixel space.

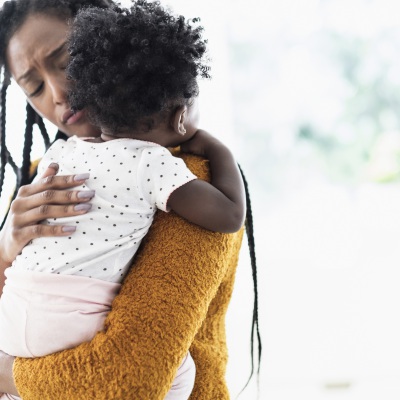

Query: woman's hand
[0,163,94,269]
[0,350,17,396]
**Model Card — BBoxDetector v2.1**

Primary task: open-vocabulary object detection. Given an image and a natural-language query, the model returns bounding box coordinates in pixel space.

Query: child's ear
[170,105,187,136]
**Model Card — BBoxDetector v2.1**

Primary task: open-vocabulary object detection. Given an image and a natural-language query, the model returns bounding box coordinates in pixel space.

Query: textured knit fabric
[12,136,196,282]
[13,152,244,400]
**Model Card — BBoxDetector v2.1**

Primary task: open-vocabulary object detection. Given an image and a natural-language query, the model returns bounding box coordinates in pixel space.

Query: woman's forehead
[6,13,69,77]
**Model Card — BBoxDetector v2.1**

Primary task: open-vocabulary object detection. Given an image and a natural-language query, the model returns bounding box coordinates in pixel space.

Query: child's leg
[165,352,196,400]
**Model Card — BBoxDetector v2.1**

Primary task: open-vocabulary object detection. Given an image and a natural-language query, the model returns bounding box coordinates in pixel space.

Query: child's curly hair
[67,0,210,133]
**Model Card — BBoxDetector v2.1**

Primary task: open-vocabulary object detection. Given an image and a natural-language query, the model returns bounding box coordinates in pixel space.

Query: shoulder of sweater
[170,149,210,183]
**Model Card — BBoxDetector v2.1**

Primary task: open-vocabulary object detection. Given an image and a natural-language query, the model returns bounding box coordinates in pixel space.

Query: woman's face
[6,13,101,138]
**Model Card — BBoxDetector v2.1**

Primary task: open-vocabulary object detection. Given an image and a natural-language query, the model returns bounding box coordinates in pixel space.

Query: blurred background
[2,0,400,399]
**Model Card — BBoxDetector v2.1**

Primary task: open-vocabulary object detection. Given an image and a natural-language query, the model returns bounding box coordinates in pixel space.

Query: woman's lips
[61,109,85,125]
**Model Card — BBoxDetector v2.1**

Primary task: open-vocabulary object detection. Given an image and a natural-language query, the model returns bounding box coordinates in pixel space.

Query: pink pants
[0,269,195,399]
[0,268,121,357]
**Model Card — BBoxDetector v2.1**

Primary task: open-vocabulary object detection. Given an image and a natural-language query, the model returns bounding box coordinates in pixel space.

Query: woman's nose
[48,75,67,105]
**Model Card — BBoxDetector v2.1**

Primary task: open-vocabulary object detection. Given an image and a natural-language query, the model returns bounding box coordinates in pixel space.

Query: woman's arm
[12,153,244,400]
[0,351,16,396]
[168,129,246,233]
[0,164,94,292]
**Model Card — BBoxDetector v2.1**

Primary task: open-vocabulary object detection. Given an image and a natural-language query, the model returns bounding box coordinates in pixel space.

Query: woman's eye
[29,82,44,98]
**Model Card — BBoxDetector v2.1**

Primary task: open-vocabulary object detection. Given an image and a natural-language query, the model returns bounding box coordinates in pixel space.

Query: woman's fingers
[0,199,92,267]
[18,172,91,198]
[0,167,95,266]
[13,202,93,227]
[10,172,94,215]
[11,223,78,246]
[10,189,95,230]
[40,162,59,179]
[16,162,90,202]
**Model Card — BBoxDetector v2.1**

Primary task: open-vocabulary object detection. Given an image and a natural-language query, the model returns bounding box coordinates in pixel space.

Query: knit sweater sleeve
[13,153,244,400]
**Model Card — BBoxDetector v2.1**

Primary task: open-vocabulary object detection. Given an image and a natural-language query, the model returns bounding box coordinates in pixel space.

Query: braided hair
[238,165,262,393]
[0,0,261,392]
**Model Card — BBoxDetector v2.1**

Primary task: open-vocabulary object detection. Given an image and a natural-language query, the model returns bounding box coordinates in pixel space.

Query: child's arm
[167,129,245,233]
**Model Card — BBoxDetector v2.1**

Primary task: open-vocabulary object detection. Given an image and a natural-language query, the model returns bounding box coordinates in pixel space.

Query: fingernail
[74,203,92,211]
[62,226,76,232]
[48,163,59,170]
[77,190,95,199]
[74,173,90,181]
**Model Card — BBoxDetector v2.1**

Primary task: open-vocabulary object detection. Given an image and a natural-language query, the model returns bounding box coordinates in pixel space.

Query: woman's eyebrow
[16,69,33,84]
[46,41,67,60]
[16,42,67,84]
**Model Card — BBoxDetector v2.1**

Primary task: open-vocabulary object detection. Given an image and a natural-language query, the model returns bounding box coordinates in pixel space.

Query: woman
[0,0,261,399]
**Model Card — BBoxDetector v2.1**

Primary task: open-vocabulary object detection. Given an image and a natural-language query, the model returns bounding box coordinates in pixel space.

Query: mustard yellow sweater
[13,153,244,400]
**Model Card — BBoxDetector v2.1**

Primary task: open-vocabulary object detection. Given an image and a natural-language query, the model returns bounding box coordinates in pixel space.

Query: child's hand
[180,129,224,158]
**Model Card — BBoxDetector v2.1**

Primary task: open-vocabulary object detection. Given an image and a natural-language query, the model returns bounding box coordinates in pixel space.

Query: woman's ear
[170,105,188,136]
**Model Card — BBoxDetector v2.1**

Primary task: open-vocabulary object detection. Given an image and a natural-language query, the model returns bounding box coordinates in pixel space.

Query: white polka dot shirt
[12,136,197,283]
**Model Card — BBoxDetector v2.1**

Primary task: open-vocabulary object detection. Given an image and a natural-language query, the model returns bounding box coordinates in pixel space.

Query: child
[0,1,245,399]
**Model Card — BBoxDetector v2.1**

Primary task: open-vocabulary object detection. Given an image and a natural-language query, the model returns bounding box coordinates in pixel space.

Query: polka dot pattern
[13,136,197,283]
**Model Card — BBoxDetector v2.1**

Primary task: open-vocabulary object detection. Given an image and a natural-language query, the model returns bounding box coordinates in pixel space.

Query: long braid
[19,102,35,187]
[4,148,19,178]
[0,69,19,199]
[0,68,20,230]
[0,79,47,229]
[0,68,10,200]
[35,112,50,150]
[0,69,18,179]
[238,164,262,395]
[0,103,45,230]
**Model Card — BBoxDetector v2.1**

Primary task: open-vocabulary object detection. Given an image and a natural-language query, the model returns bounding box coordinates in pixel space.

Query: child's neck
[99,125,183,148]
[100,131,154,143]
